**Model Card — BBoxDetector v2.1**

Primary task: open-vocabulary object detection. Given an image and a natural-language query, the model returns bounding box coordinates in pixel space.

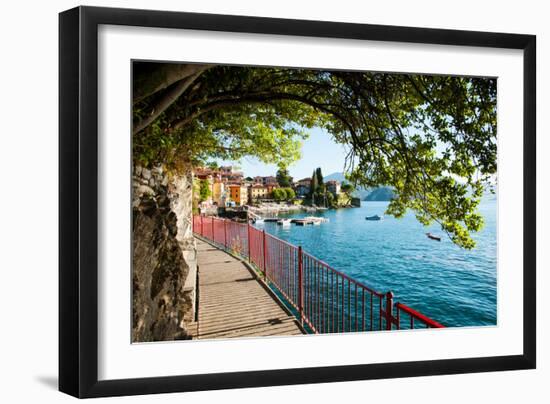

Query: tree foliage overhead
[133,62,497,248]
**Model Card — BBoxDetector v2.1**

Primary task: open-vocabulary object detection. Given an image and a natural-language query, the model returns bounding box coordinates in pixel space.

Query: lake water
[259,201,497,328]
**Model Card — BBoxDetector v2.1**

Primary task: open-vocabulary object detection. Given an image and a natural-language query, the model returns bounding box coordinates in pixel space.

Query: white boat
[277,218,292,226]
[253,218,264,224]
[304,216,329,224]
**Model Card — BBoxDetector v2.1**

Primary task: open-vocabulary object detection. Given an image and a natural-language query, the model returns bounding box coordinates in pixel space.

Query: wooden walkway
[196,238,305,339]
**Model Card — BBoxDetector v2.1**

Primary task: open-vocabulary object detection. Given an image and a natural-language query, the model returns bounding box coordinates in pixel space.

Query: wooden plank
[195,238,305,340]
[199,317,297,334]
[199,317,297,333]
[202,322,302,339]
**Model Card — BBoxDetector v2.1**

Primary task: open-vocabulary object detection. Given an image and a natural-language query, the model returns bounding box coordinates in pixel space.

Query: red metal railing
[193,215,444,333]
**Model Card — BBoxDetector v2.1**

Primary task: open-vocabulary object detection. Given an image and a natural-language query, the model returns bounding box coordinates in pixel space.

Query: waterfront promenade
[193,215,445,333]
[195,238,305,339]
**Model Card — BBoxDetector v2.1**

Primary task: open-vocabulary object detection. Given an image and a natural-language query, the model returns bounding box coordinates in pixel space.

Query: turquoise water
[259,201,497,328]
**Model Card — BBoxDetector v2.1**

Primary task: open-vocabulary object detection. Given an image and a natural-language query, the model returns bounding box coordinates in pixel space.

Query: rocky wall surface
[132,165,197,342]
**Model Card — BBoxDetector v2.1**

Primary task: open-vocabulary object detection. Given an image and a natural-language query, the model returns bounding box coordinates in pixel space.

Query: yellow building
[250,184,269,201]
[211,181,225,205]
[228,185,248,206]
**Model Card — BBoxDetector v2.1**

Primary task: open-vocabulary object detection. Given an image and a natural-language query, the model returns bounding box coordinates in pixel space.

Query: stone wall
[132,165,197,342]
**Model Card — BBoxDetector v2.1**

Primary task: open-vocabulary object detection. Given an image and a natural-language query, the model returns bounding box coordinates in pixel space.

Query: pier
[292,217,329,226]
[253,217,329,225]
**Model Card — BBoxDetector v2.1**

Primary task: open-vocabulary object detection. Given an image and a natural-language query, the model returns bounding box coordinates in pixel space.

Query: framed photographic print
[59,6,536,398]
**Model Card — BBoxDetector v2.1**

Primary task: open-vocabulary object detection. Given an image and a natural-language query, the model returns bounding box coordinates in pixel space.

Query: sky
[215,127,350,180]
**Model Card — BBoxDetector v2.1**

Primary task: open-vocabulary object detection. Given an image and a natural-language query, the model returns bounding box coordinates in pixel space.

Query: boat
[365,215,383,221]
[253,218,264,224]
[277,218,292,227]
[426,233,441,241]
[303,216,329,224]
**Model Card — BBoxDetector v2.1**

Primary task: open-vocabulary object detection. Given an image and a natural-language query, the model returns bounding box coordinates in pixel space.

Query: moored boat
[304,216,329,223]
[277,218,292,226]
[426,232,441,241]
[365,214,383,221]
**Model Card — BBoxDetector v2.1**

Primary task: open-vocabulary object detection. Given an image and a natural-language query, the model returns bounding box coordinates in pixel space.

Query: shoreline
[248,202,357,216]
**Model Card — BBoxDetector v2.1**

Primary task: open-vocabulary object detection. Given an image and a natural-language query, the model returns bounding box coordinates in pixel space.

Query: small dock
[293,217,329,226]
[195,238,305,339]
[259,217,329,225]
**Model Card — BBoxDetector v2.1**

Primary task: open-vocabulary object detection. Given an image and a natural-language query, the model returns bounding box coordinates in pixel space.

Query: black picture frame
[59,5,536,398]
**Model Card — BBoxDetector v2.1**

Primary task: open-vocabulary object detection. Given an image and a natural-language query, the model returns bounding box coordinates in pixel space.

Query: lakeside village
[193,165,361,223]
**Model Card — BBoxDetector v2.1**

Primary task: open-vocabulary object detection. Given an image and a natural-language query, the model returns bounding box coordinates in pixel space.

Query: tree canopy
[198,179,211,202]
[284,187,296,200]
[341,183,355,196]
[315,168,324,188]
[308,167,327,206]
[309,169,319,201]
[272,187,296,202]
[272,188,286,202]
[132,62,497,248]
[276,167,293,188]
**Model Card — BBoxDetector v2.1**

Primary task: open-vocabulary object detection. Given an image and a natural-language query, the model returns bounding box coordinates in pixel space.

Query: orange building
[228,184,248,206]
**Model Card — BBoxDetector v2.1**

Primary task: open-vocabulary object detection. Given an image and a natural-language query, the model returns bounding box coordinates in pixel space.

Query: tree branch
[133,63,211,104]
[133,70,206,135]
[171,91,363,144]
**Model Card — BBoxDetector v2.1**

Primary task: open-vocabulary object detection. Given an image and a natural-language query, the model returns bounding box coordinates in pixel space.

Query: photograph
[132,62,497,342]
[0,0,542,401]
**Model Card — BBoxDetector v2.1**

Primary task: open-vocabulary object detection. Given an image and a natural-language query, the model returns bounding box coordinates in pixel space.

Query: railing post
[385,291,394,330]
[200,215,203,236]
[211,216,214,242]
[262,230,267,281]
[223,218,227,248]
[298,246,304,324]
[247,222,251,261]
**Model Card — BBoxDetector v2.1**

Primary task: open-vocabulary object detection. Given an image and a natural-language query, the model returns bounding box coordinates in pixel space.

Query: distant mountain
[324,172,346,182]
[324,172,393,201]
[364,186,394,201]
[324,172,496,203]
